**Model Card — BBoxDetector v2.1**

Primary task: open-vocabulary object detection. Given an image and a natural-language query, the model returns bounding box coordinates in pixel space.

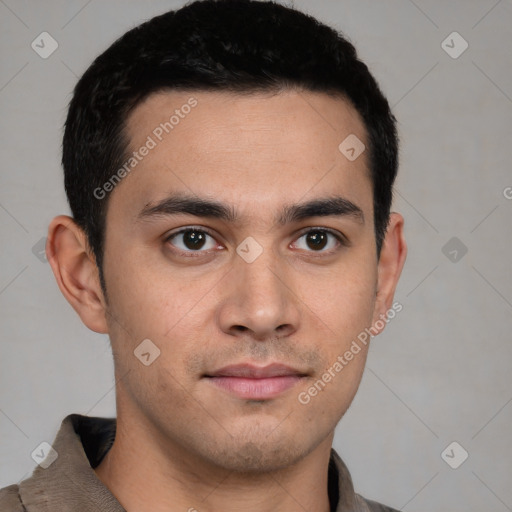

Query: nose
[216,246,301,341]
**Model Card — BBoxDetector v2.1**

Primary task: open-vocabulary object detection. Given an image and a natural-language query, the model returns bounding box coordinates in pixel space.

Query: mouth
[203,363,308,400]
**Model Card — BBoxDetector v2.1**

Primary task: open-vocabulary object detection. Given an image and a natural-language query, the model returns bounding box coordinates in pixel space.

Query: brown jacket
[0,414,400,511]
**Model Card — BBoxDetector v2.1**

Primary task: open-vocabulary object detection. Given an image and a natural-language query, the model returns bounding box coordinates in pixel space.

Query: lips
[204,363,308,400]
[207,363,306,379]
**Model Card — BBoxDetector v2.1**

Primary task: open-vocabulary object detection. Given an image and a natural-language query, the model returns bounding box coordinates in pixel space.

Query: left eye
[167,228,219,252]
[292,229,342,252]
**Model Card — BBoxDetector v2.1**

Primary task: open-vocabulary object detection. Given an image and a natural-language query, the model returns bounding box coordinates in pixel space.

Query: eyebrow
[137,193,364,225]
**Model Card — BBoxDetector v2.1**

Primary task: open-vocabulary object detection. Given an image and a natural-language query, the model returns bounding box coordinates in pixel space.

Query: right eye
[165,227,222,255]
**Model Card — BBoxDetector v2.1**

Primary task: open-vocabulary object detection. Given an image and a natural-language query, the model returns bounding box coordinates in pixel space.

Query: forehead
[125,89,367,154]
[111,89,372,222]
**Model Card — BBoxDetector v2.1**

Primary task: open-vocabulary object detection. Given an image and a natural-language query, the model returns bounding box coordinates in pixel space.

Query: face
[99,89,387,472]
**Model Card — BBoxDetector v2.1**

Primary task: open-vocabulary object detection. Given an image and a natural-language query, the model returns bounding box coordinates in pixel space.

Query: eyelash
[164,226,347,257]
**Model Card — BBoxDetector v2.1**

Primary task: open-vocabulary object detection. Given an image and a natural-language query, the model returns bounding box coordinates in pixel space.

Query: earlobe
[46,215,109,334]
[372,212,407,332]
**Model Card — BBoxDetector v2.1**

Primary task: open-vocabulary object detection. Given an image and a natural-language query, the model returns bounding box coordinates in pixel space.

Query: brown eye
[293,229,344,253]
[305,231,328,250]
[167,228,218,252]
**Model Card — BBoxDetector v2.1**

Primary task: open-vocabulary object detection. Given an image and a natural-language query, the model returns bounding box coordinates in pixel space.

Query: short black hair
[62,0,398,291]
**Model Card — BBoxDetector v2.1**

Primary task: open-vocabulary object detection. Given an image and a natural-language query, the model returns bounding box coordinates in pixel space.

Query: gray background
[1,0,511,510]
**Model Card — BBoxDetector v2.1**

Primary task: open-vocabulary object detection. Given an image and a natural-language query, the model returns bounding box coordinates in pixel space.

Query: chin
[208,440,306,473]
[183,408,333,473]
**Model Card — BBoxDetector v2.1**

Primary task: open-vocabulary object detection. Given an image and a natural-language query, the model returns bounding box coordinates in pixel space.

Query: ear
[371,212,407,332]
[46,215,109,334]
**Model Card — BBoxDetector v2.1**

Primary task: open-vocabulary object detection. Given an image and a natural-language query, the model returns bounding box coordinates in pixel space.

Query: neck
[94,405,334,512]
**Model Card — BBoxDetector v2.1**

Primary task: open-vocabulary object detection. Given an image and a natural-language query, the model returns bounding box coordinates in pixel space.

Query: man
[0,0,406,510]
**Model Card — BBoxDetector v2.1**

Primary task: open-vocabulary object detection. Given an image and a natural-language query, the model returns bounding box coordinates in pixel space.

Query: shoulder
[0,483,25,511]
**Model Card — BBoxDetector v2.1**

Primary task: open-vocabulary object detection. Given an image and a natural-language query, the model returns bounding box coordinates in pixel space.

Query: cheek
[298,334,370,421]
[294,256,376,399]
[103,242,192,333]
[294,256,377,335]
[103,250,219,383]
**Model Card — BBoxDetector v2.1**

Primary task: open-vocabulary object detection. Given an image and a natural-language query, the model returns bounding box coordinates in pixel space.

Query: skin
[47,90,406,512]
